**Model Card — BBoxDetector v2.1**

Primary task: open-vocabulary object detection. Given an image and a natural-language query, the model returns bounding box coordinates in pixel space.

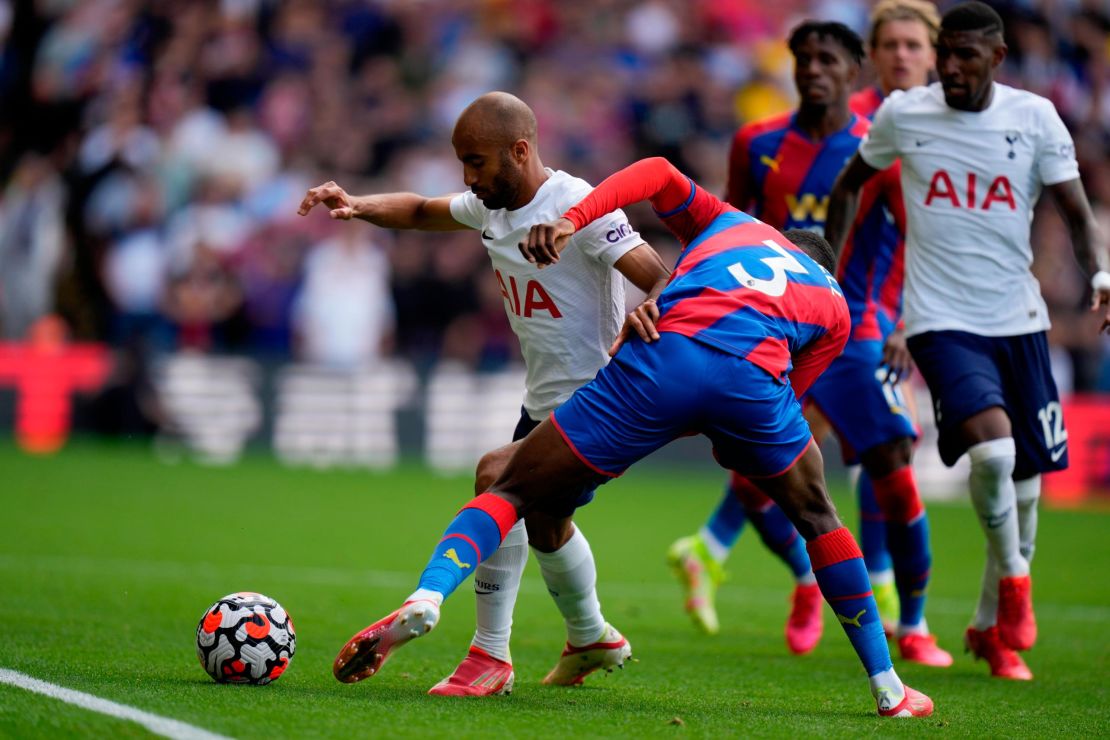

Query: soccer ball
[196,592,296,684]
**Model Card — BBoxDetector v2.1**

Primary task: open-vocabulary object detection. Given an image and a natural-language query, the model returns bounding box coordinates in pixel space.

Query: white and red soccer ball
[196,592,296,684]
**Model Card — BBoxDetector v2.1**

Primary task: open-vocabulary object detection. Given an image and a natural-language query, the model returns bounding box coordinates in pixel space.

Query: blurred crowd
[0,0,1108,390]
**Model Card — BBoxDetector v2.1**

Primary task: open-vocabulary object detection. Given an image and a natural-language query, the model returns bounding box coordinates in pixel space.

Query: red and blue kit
[728,111,914,457]
[550,158,850,479]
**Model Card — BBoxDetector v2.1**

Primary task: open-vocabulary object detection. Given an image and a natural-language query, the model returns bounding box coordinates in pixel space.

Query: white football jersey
[450,169,644,419]
[859,82,1079,337]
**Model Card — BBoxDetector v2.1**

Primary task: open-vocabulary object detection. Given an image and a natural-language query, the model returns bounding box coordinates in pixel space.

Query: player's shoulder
[738,111,793,143]
[991,83,1059,123]
[544,169,594,212]
[880,83,943,116]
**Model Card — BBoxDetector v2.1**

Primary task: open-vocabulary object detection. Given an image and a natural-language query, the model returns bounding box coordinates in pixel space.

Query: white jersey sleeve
[448,191,486,230]
[858,91,903,171]
[552,178,643,266]
[1033,100,1080,186]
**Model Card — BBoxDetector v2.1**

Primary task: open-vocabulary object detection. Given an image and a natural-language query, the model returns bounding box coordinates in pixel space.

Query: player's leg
[334,422,603,684]
[908,330,1036,653]
[859,438,951,667]
[708,356,930,717]
[335,334,695,685]
[667,479,745,635]
[527,509,632,685]
[428,441,525,696]
[965,546,1033,680]
[729,473,823,654]
[747,443,931,717]
[856,471,899,632]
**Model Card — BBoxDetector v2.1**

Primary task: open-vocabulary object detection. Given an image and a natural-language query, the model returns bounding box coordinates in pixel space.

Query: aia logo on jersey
[495,269,562,318]
[924,170,1016,211]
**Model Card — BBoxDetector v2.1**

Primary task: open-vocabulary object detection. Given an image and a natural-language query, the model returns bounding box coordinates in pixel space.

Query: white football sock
[869,667,906,710]
[970,475,1037,633]
[698,525,731,563]
[1014,475,1040,565]
[532,525,606,647]
[406,588,444,607]
[971,546,1000,631]
[967,438,1028,577]
[467,519,528,662]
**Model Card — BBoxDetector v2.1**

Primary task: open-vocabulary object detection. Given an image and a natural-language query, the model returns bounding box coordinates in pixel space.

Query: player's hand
[881,327,913,383]
[298,181,357,220]
[519,218,576,268]
[1093,280,1110,334]
[608,299,660,356]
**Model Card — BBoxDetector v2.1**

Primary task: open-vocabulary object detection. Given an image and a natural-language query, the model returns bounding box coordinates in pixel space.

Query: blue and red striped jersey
[726,111,906,342]
[563,158,849,396]
[850,87,885,120]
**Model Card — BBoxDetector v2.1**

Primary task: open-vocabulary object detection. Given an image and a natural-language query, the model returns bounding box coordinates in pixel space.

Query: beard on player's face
[476,151,523,210]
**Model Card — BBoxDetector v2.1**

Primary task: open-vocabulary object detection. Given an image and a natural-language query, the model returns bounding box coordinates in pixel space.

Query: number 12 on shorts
[1036,401,1067,451]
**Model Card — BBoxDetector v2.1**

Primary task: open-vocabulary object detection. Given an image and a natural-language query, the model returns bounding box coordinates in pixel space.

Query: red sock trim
[806,527,863,570]
[439,533,483,562]
[871,466,924,523]
[461,493,519,540]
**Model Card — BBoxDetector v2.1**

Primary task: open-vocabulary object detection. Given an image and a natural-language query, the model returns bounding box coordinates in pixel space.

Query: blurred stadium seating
[0,1,1106,495]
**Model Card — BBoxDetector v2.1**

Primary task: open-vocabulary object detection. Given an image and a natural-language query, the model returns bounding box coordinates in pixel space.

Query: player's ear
[991,40,1007,68]
[511,139,530,164]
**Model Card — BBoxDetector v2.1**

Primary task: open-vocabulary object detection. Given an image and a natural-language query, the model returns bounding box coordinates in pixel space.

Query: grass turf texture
[1,441,1107,738]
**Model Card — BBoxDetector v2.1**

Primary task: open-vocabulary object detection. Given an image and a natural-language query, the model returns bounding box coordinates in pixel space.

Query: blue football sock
[747,501,812,578]
[417,493,517,601]
[808,527,891,676]
[872,467,931,628]
[857,472,893,574]
[703,482,748,557]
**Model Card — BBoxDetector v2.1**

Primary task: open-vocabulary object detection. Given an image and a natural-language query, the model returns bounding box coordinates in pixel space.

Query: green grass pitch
[1,441,1107,738]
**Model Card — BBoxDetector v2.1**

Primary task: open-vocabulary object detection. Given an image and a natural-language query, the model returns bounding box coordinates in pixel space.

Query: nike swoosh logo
[475,590,495,595]
[1050,446,1066,462]
[915,139,931,147]
[986,507,1012,529]
[481,230,494,240]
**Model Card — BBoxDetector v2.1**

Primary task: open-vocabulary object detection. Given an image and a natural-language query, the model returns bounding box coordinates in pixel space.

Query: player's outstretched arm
[1047,178,1110,333]
[826,153,881,260]
[297,181,469,231]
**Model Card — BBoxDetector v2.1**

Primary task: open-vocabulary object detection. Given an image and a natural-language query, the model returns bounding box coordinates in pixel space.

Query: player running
[332,156,934,719]
[826,1,1110,681]
[298,92,671,695]
[669,18,950,668]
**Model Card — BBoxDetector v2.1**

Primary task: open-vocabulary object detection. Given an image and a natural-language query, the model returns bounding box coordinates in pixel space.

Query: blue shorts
[807,338,917,460]
[553,332,813,480]
[907,330,1067,479]
[513,408,596,517]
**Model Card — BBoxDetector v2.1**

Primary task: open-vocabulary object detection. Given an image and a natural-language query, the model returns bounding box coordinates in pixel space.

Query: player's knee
[524,514,574,553]
[859,437,913,478]
[474,452,499,496]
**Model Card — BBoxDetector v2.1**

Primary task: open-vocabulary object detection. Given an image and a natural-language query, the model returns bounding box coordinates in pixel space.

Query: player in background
[851,0,940,119]
[331,156,934,719]
[826,1,1110,681]
[298,92,671,696]
[669,19,950,668]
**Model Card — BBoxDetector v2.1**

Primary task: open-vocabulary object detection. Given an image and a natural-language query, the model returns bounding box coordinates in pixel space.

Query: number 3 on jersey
[728,239,841,297]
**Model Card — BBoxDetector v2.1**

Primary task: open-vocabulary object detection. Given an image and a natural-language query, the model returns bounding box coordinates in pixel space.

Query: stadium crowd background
[0,0,1108,443]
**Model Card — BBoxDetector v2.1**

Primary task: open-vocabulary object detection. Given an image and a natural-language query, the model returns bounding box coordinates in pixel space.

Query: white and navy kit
[450,169,644,422]
[859,83,1078,474]
[451,169,644,513]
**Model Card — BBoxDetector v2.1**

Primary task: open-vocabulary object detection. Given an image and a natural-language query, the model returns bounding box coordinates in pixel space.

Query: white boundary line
[0,669,233,740]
